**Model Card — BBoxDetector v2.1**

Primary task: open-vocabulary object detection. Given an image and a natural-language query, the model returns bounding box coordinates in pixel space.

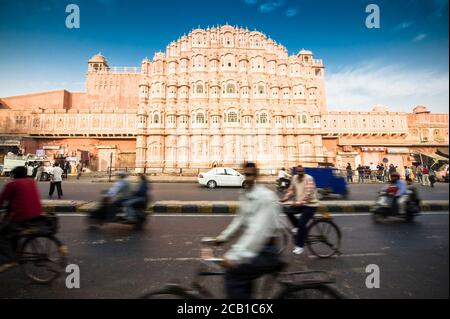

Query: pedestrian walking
[49,163,64,199]
[416,165,423,184]
[422,165,430,186]
[369,162,378,183]
[35,162,44,182]
[404,166,411,181]
[76,162,82,180]
[63,161,70,179]
[357,164,365,183]
[429,167,437,188]
[346,163,353,183]
[388,164,397,181]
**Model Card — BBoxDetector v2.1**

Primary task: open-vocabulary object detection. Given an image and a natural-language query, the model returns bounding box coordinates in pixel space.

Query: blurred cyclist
[214,162,284,299]
[0,166,43,272]
[280,165,319,255]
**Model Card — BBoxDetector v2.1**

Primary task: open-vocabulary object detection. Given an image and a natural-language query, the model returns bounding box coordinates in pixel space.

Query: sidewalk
[41,199,449,214]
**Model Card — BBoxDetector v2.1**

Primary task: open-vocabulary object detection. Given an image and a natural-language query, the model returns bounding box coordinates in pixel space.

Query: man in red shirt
[0,166,42,272]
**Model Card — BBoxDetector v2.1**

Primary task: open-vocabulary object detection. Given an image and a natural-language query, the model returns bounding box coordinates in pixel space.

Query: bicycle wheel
[280,285,346,299]
[19,236,67,284]
[306,219,341,258]
[140,287,198,299]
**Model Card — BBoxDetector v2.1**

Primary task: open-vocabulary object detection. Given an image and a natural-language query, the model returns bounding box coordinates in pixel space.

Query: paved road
[0,212,448,299]
[0,179,448,202]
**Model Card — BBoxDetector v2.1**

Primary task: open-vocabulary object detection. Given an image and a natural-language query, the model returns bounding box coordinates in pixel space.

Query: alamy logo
[365,264,380,289]
[65,264,80,289]
[65,4,80,29]
[366,4,381,29]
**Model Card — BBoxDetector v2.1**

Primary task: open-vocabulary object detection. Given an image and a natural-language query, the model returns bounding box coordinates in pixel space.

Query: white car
[198,167,245,189]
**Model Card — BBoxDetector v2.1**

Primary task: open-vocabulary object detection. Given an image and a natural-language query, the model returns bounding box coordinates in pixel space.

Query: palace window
[212,116,220,124]
[287,116,293,124]
[15,116,26,125]
[195,113,205,124]
[257,113,268,124]
[154,114,159,124]
[258,85,265,95]
[243,116,251,124]
[302,115,308,124]
[226,84,236,94]
[275,116,282,124]
[227,112,238,123]
[179,116,188,124]
[196,84,204,94]
[167,115,176,124]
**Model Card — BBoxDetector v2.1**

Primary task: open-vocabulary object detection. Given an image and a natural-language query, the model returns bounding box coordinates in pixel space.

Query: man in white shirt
[215,162,284,299]
[49,162,64,199]
[369,162,378,182]
[277,167,291,187]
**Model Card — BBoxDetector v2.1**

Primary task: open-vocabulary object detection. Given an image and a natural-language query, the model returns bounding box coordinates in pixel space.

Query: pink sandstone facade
[0,25,448,174]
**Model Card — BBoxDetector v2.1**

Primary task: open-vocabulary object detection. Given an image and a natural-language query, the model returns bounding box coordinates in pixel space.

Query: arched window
[226,84,236,94]
[196,84,204,94]
[302,115,307,124]
[258,85,265,95]
[154,114,159,124]
[196,113,205,124]
[258,113,268,124]
[227,112,238,123]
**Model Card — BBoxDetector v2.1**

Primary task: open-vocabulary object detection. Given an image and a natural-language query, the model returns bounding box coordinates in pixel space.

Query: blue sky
[0,0,448,112]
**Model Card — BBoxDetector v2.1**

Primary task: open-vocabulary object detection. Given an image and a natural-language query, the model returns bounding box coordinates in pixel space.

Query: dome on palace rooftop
[299,49,313,55]
[413,105,430,114]
[372,105,388,113]
[89,53,107,63]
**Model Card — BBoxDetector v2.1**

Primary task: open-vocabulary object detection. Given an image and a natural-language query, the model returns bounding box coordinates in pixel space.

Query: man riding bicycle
[213,162,284,299]
[0,166,43,272]
[280,165,319,255]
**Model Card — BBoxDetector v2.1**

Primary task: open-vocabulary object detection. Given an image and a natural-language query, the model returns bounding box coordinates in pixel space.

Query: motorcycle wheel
[371,210,385,223]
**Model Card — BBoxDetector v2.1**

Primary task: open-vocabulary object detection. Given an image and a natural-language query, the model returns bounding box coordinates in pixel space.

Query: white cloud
[286,8,299,17]
[259,0,285,13]
[326,63,449,113]
[394,21,412,30]
[413,33,428,42]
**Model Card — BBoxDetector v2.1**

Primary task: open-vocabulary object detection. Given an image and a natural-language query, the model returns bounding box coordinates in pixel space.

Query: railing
[96,67,141,74]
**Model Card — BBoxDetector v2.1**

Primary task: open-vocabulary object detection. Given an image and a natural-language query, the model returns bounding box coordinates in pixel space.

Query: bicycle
[0,210,68,284]
[140,238,346,299]
[281,205,342,259]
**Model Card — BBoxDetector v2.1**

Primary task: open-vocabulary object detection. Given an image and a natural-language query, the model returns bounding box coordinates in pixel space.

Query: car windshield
[226,169,239,176]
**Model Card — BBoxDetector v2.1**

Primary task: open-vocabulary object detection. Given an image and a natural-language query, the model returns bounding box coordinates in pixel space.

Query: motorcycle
[86,191,148,230]
[371,190,420,223]
[276,177,291,194]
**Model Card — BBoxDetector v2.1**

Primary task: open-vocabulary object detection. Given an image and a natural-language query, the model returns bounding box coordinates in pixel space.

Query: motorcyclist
[122,173,150,223]
[277,168,291,188]
[106,171,131,219]
[382,172,407,215]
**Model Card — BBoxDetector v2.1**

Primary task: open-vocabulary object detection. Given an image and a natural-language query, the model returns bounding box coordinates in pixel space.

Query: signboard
[43,145,61,150]
[361,147,386,152]
[0,139,21,146]
[387,148,410,154]
[36,149,45,157]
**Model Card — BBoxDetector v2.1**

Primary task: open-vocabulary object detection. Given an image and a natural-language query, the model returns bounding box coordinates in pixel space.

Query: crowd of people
[345,163,438,187]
